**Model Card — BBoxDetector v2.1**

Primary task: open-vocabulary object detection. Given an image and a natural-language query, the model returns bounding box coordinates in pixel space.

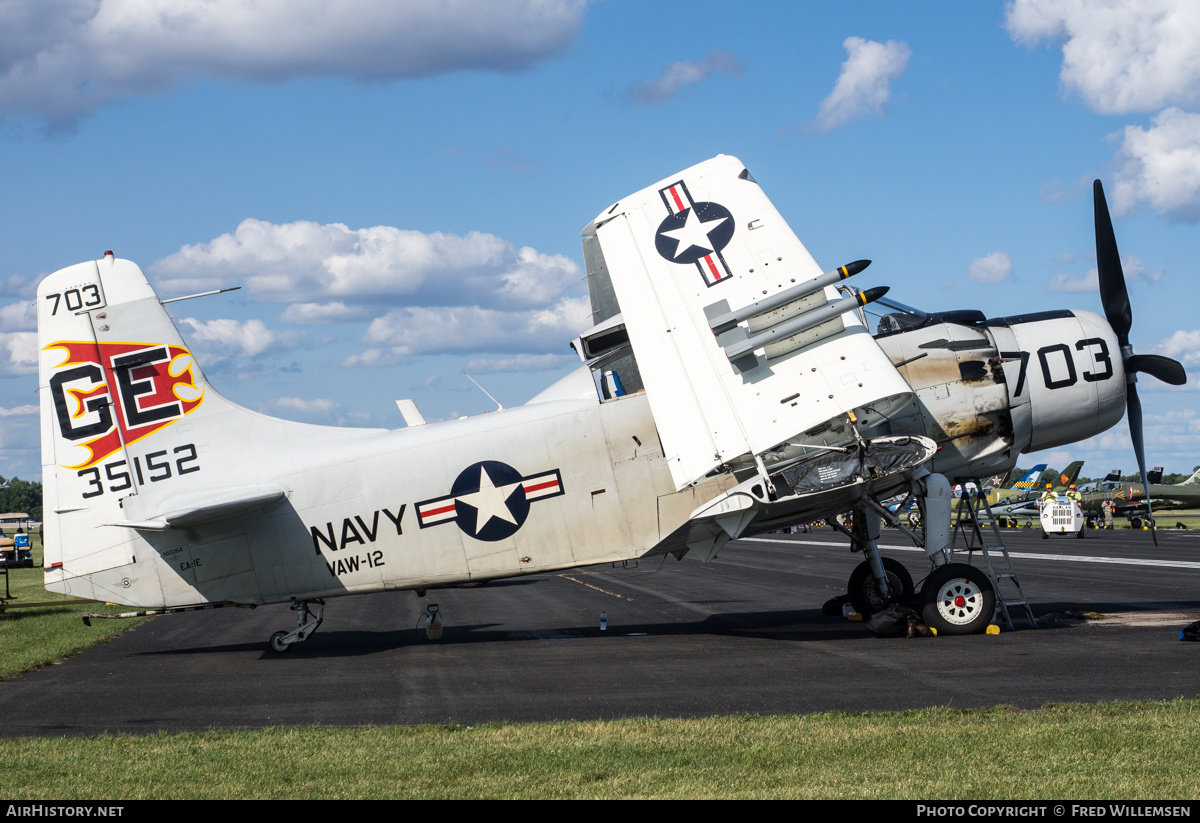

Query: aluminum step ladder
[950,480,1037,630]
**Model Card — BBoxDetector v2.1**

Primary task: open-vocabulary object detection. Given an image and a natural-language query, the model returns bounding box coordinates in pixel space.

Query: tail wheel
[920,563,995,635]
[848,557,914,616]
[269,631,292,653]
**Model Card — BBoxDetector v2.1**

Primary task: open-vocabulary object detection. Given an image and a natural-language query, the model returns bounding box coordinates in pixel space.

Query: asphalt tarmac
[2,526,1198,737]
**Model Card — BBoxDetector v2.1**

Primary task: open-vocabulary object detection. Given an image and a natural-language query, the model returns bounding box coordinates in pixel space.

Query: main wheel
[920,563,995,635]
[848,557,914,616]
[269,630,292,653]
[1130,517,1142,529]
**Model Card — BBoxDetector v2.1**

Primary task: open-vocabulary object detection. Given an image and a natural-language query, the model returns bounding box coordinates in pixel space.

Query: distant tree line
[0,476,42,521]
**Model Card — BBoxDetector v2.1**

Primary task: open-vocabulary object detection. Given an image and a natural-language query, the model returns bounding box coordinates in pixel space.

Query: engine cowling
[871,308,1125,479]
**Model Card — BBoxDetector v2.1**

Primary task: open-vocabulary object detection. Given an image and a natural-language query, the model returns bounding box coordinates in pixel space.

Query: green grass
[0,535,148,680]
[1,702,1198,799]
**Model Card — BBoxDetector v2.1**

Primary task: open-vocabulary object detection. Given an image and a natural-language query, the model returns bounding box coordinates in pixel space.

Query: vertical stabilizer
[36,254,380,606]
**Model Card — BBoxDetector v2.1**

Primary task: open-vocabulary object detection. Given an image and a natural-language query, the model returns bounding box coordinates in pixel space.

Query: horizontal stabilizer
[102,486,288,531]
[395,398,427,427]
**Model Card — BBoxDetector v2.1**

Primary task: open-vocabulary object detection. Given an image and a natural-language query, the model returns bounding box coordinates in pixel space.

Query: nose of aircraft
[1093,180,1187,541]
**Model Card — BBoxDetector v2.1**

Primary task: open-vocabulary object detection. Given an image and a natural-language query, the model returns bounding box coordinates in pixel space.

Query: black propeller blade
[1094,180,1132,346]
[1093,179,1189,545]
[1126,353,1188,385]
[1124,382,1155,545]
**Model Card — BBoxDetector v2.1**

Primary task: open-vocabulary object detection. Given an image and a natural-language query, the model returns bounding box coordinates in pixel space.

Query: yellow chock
[986,624,1001,635]
[929,627,937,636]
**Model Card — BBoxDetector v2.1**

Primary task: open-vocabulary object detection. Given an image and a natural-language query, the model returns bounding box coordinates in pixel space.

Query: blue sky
[2,0,1199,482]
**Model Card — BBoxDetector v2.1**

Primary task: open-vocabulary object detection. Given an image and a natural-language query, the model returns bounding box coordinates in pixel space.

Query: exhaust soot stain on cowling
[957,360,988,382]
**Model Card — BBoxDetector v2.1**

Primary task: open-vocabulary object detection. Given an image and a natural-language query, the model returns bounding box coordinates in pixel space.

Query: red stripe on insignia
[524,480,559,493]
[670,186,685,212]
[704,255,722,280]
[423,503,456,518]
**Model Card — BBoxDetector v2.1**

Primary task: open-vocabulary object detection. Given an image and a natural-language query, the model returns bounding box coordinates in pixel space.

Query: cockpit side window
[590,345,645,402]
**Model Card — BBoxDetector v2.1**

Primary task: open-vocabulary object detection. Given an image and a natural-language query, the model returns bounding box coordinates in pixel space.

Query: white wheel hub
[934,577,985,626]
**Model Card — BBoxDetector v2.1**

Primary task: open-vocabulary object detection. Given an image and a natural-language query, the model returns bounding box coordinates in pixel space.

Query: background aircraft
[1077,467,1200,527]
[986,461,1086,524]
[36,157,1185,646]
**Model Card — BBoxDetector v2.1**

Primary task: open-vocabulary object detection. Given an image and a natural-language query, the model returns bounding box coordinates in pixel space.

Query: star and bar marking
[653,180,735,287]
[416,461,565,542]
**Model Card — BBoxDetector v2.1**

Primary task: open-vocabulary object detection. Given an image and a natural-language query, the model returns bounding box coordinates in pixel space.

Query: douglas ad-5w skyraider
[37,155,1185,649]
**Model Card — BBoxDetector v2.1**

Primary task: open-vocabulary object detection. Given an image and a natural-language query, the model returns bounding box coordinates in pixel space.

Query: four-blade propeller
[1093,180,1188,543]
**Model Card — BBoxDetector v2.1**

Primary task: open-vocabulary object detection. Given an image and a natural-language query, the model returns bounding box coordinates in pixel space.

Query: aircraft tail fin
[36,254,379,606]
[37,255,218,582]
[1009,463,1046,490]
[1180,467,1200,486]
[1059,460,1084,487]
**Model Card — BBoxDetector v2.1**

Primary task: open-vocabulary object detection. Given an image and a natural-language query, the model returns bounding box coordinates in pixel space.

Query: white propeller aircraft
[36,155,1185,648]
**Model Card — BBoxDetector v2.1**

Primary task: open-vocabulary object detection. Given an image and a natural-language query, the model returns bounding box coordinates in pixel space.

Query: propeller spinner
[1093,180,1187,542]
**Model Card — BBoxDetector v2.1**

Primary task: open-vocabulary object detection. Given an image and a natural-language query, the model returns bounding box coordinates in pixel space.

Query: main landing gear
[848,557,914,615]
[846,471,997,635]
[269,599,324,652]
[917,563,995,636]
[842,558,996,635]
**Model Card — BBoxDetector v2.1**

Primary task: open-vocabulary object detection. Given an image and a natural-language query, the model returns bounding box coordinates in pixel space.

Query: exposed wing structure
[582,155,914,491]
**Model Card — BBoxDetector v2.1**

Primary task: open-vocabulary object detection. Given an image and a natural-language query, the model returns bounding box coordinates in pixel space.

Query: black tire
[920,563,995,635]
[1130,517,1142,529]
[269,630,292,653]
[1076,525,1086,539]
[848,558,914,616]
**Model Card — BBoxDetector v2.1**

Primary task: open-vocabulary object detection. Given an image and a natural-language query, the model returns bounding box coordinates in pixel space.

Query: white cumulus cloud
[280,301,373,325]
[177,316,302,360]
[1154,330,1200,369]
[1047,270,1098,293]
[1110,107,1200,221]
[0,301,35,331]
[626,50,744,105]
[967,251,1013,285]
[0,331,37,376]
[814,37,910,132]
[1048,253,1160,292]
[465,353,577,373]
[149,219,582,310]
[345,296,589,365]
[1006,0,1200,115]
[0,0,587,127]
